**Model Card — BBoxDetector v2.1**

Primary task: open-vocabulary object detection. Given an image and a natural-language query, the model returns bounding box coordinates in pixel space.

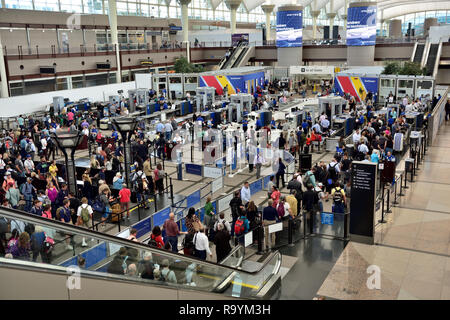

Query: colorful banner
[346,5,377,46]
[199,72,265,96]
[334,75,379,102]
[231,33,249,46]
[276,10,303,48]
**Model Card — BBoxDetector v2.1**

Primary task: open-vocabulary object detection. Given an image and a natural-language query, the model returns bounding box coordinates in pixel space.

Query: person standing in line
[214,223,231,263]
[76,197,93,247]
[262,200,279,251]
[118,183,131,220]
[162,212,187,253]
[193,228,212,261]
[240,182,251,206]
[302,184,319,235]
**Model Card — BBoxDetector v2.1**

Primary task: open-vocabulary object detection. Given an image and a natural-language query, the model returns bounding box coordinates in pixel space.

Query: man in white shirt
[240,182,251,205]
[312,122,322,134]
[352,129,361,145]
[24,155,35,175]
[402,96,409,106]
[358,141,369,155]
[320,118,330,132]
[193,228,212,260]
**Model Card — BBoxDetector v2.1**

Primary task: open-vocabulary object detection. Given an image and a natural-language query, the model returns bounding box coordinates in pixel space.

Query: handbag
[192,220,202,232]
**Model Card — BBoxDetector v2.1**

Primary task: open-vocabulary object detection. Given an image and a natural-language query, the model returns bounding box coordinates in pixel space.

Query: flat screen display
[346,6,377,46]
[276,10,303,48]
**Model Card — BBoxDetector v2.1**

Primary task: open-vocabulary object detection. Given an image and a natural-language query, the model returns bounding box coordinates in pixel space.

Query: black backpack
[182,233,195,249]
[328,163,338,181]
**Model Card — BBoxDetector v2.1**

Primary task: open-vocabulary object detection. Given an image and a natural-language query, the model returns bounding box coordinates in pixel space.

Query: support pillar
[346,2,377,66]
[225,0,242,35]
[178,0,191,61]
[327,13,336,38]
[261,4,275,42]
[108,0,121,83]
[276,5,303,67]
[311,10,320,41]
[26,26,32,55]
[389,19,402,38]
[0,31,9,98]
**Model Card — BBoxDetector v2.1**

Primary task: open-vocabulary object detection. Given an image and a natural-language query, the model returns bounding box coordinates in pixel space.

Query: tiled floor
[317,123,450,300]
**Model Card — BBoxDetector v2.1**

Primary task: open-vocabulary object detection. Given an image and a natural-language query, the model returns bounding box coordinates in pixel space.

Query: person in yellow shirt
[285,191,298,218]
[49,160,58,180]
[331,181,346,214]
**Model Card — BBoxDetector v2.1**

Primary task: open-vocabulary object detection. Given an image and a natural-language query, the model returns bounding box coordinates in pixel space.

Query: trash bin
[346,144,355,158]
[405,158,414,172]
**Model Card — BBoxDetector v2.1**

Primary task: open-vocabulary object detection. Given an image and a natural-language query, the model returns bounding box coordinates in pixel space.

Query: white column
[261,4,275,42]
[108,0,121,83]
[102,0,105,14]
[231,8,237,34]
[225,0,242,35]
[311,11,320,40]
[1,0,5,7]
[178,0,191,62]
[0,32,9,98]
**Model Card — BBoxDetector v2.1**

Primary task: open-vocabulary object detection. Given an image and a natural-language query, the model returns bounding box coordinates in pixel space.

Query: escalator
[231,46,255,68]
[412,43,425,64]
[424,43,442,77]
[0,207,282,300]
[220,42,247,70]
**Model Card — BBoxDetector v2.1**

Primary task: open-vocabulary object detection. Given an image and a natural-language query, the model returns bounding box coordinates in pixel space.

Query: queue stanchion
[257,223,263,255]
[343,212,349,240]
[399,172,405,196]
[393,176,399,206]
[153,194,158,212]
[170,177,174,206]
[386,184,392,214]
[379,183,387,223]
[288,218,293,247]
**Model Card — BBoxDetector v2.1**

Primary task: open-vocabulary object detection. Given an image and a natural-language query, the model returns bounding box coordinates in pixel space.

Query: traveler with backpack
[331,181,346,214]
[327,158,340,184]
[77,197,93,247]
[9,232,31,261]
[234,212,250,243]
[214,212,231,234]
[149,226,165,249]
[229,191,243,237]
[302,167,317,188]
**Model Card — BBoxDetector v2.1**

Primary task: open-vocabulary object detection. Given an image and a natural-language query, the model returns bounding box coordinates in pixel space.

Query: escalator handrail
[232,46,249,68]
[0,257,228,296]
[0,206,281,276]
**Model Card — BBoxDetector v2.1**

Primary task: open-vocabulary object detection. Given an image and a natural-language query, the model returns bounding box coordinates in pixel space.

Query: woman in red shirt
[270,186,281,207]
[150,226,165,249]
[118,183,131,219]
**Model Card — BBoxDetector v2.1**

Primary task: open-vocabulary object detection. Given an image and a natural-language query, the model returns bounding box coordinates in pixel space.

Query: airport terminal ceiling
[1,0,449,25]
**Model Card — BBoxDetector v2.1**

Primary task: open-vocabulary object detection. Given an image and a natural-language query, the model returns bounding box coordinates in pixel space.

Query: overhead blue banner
[276,10,303,48]
[346,5,377,46]
[185,163,202,176]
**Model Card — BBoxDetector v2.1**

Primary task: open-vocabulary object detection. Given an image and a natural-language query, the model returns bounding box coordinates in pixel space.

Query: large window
[5,0,33,9]
[34,0,59,11]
